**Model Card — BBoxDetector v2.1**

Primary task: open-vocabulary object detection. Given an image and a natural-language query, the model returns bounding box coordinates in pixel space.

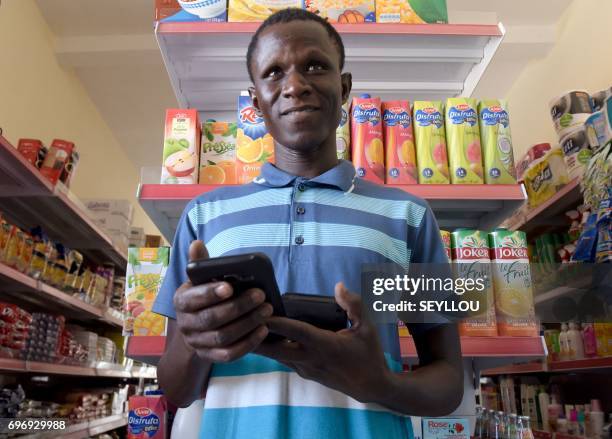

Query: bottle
[538,389,550,432]
[482,409,491,439]
[585,405,592,438]
[591,399,605,439]
[568,322,585,359]
[569,409,578,435]
[475,406,485,439]
[557,418,569,434]
[578,410,586,437]
[490,411,502,439]
[518,415,534,439]
[583,323,598,358]
[497,411,507,439]
[548,396,563,432]
[506,414,520,439]
[559,323,570,361]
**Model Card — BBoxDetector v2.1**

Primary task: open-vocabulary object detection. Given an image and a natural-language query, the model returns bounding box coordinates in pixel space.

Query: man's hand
[173,241,272,363]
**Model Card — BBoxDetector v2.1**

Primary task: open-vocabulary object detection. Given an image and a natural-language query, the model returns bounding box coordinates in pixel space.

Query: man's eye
[307,63,325,72]
[266,68,282,78]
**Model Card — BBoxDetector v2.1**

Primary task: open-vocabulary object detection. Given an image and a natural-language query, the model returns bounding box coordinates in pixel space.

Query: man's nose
[282,70,311,99]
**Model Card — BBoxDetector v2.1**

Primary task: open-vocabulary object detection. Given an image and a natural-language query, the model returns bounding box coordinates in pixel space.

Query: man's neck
[273,141,339,179]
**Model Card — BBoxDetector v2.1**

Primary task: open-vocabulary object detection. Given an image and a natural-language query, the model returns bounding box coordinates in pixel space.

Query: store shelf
[482,356,612,375]
[18,414,127,439]
[138,183,526,242]
[156,21,505,112]
[126,336,167,365]
[0,135,127,271]
[0,358,156,379]
[481,361,546,375]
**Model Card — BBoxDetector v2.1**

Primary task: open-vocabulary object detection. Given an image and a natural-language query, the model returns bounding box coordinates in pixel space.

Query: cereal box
[128,395,167,439]
[413,101,449,184]
[200,121,237,184]
[445,97,484,184]
[161,109,200,184]
[124,248,169,337]
[376,0,448,24]
[336,102,351,160]
[229,0,300,21]
[422,418,469,439]
[305,0,375,23]
[383,100,417,184]
[351,94,384,184]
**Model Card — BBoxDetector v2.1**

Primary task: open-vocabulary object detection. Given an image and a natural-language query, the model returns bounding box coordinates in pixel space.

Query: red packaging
[0,303,32,325]
[155,0,181,20]
[17,139,45,167]
[351,95,384,183]
[40,139,75,185]
[382,100,417,184]
[60,150,79,187]
[515,142,551,181]
[128,395,167,439]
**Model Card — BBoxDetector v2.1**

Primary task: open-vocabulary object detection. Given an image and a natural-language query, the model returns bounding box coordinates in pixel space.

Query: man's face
[249,21,351,152]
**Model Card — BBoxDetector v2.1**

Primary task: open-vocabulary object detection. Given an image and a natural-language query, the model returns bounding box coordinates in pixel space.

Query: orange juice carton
[478,99,517,184]
[161,109,200,184]
[200,120,237,185]
[451,229,497,337]
[489,229,538,337]
[383,100,417,184]
[305,0,375,23]
[336,102,351,160]
[376,0,448,24]
[413,101,449,184]
[445,98,484,184]
[124,247,169,337]
[351,94,384,184]
[236,93,274,184]
[128,395,167,439]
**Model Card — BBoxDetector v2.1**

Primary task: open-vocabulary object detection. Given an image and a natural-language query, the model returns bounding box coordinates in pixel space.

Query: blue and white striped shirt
[153,160,449,439]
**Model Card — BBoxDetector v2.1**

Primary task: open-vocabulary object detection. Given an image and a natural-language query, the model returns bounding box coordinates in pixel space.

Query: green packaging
[478,99,517,184]
[445,98,484,184]
[413,101,449,184]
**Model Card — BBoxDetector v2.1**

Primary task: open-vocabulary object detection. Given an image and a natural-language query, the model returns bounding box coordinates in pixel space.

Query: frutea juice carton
[200,121,237,185]
[383,100,417,184]
[445,98,484,184]
[336,102,351,160]
[478,99,517,184]
[236,93,275,184]
[128,395,167,439]
[451,229,497,337]
[488,229,538,337]
[161,109,200,184]
[351,94,384,184]
[413,101,449,184]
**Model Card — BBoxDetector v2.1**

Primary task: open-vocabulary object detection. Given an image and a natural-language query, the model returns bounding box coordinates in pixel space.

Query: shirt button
[297,183,306,192]
[296,207,305,215]
[295,236,304,245]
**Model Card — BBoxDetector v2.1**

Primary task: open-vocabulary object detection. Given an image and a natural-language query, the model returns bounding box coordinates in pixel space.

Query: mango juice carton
[413,101,449,184]
[445,98,484,184]
[376,0,448,24]
[305,0,375,23]
[351,94,384,184]
[383,100,417,184]
[124,247,169,337]
[422,418,469,439]
[478,99,517,184]
[489,229,538,337]
[336,102,351,160]
[161,109,200,184]
[236,93,274,184]
[451,229,497,337]
[229,0,300,21]
[200,121,237,185]
[128,395,167,439]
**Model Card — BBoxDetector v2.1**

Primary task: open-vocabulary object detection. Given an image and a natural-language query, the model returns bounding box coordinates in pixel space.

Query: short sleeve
[152,202,197,320]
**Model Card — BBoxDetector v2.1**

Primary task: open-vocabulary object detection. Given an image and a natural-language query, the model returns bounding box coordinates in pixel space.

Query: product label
[353,103,381,126]
[448,104,478,126]
[415,107,444,128]
[480,105,509,127]
[382,107,410,128]
[239,105,265,127]
[339,107,348,127]
[129,407,160,438]
[530,165,552,193]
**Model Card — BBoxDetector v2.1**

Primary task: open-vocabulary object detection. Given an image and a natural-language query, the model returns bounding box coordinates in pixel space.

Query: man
[154,8,463,439]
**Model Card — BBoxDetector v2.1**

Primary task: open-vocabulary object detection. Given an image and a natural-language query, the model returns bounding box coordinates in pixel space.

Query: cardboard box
[376,0,447,23]
[200,121,237,184]
[305,0,375,22]
[93,215,132,235]
[84,199,134,222]
[130,227,145,239]
[422,418,469,439]
[161,109,200,184]
[128,395,168,439]
[229,0,300,22]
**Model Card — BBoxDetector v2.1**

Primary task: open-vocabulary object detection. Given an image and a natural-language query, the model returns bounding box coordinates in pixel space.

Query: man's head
[246,9,352,153]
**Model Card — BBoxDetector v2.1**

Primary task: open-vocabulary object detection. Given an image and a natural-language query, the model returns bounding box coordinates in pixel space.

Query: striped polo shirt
[153,160,449,439]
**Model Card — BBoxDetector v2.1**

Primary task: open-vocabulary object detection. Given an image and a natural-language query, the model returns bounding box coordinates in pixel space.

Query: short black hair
[246,8,346,82]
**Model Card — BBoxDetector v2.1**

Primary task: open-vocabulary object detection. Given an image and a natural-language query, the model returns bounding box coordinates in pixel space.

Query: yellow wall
[506,0,612,158]
[0,0,158,236]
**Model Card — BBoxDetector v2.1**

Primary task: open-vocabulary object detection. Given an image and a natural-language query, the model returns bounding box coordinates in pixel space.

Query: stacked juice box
[376,0,448,24]
[305,0,376,23]
[161,109,200,184]
[200,120,237,184]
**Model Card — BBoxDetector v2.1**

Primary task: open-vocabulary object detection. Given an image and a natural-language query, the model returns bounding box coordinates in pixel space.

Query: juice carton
[413,101,449,184]
[376,0,448,23]
[124,247,169,337]
[200,121,237,185]
[128,395,167,439]
[489,229,538,337]
[236,93,275,184]
[336,102,351,160]
[422,418,469,439]
[17,139,46,168]
[305,0,375,23]
[383,100,417,184]
[40,139,74,185]
[445,98,484,184]
[440,230,451,262]
[229,0,300,21]
[478,99,517,184]
[351,94,384,184]
[161,109,200,184]
[451,229,497,337]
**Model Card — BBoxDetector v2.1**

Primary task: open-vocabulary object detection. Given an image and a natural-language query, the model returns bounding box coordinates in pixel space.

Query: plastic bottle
[506,414,520,439]
[497,411,507,439]
[538,389,550,432]
[568,322,585,359]
[475,406,485,439]
[559,323,570,361]
[591,399,605,439]
[569,409,578,435]
[548,396,563,432]
[490,411,502,439]
[518,415,534,439]
[557,418,569,434]
[578,410,586,437]
[583,322,598,357]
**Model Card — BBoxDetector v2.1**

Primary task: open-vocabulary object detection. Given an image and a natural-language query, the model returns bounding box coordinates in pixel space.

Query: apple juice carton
[128,395,167,439]
[478,99,517,184]
[383,100,417,184]
[451,229,497,337]
[413,101,449,184]
[488,229,538,337]
[336,102,351,160]
[351,94,384,183]
[236,92,274,184]
[161,109,200,184]
[200,121,237,185]
[445,98,484,184]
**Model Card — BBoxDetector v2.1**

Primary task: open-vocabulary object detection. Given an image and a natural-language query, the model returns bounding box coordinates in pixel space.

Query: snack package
[229,0,300,21]
[161,109,200,184]
[413,101,449,184]
[523,147,570,208]
[515,143,552,182]
[595,196,611,262]
[3,226,25,270]
[200,121,237,185]
[0,215,11,262]
[478,99,517,184]
[445,97,484,184]
[351,94,384,183]
[17,139,46,168]
[591,87,612,112]
[40,139,74,185]
[305,0,375,23]
[549,90,593,137]
[128,395,168,439]
[559,125,593,180]
[124,248,169,337]
[383,100,417,184]
[336,102,351,161]
[376,0,448,23]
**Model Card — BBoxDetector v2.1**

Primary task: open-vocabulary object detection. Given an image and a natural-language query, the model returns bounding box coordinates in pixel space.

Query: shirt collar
[254,160,356,192]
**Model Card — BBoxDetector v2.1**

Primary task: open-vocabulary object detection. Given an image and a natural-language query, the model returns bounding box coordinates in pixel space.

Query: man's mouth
[281,105,319,116]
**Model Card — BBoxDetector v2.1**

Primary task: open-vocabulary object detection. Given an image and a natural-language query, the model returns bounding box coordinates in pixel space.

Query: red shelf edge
[482,356,612,375]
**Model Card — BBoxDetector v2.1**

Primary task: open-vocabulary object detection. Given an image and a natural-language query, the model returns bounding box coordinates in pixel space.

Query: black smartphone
[282,293,348,332]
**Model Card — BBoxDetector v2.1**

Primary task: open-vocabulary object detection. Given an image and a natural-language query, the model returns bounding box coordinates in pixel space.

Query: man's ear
[248,87,263,115]
[340,72,352,105]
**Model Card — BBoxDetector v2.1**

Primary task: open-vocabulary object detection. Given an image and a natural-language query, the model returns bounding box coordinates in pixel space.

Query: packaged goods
[591,87,612,112]
[383,100,417,184]
[478,99,517,184]
[445,98,484,184]
[124,248,169,337]
[549,90,593,136]
[336,102,350,160]
[422,418,469,439]
[523,147,570,208]
[489,229,538,337]
[177,0,227,20]
[413,101,449,184]
[584,111,611,150]
[515,143,552,182]
[4,226,25,270]
[161,109,200,184]
[305,0,375,23]
[351,94,384,184]
[229,0,300,21]
[59,150,79,187]
[559,126,593,179]
[397,320,409,337]
[544,329,560,361]
[145,235,162,248]
[0,215,10,261]
[200,121,237,185]
[236,93,275,184]
[85,199,134,222]
[440,230,451,262]
[451,229,497,337]
[17,139,46,168]
[594,323,607,356]
[376,0,447,23]
[40,139,74,185]
[594,196,611,263]
[155,0,181,20]
[128,395,168,439]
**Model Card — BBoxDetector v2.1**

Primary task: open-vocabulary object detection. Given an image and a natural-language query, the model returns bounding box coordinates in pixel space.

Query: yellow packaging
[200,121,237,185]
[594,323,607,356]
[229,0,301,22]
[0,216,10,262]
[336,102,351,160]
[305,0,375,23]
[398,320,410,337]
[376,0,448,23]
[523,147,570,208]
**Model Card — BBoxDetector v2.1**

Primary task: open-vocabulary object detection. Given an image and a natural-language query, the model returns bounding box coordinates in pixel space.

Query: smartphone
[282,293,348,332]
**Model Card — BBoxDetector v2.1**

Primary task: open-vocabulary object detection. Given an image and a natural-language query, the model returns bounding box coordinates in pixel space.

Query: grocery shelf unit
[482,356,612,375]
[0,358,156,379]
[17,414,127,439]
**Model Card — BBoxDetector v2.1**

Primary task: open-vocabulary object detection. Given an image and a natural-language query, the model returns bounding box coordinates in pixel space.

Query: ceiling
[35,0,574,172]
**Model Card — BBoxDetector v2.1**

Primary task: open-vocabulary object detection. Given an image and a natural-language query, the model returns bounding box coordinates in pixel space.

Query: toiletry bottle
[568,322,584,359]
[559,323,569,361]
[583,322,598,358]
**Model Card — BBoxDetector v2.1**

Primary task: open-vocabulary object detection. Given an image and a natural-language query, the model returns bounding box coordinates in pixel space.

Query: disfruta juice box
[236,93,274,185]
[200,121,237,185]
[128,395,167,439]
[422,418,470,439]
[351,95,384,184]
[489,229,538,337]
[413,101,449,184]
[478,99,517,184]
[229,0,300,21]
[445,98,484,184]
[336,102,351,160]
[161,109,200,184]
[305,0,375,23]
[377,0,448,24]
[451,229,497,337]
[383,100,417,184]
